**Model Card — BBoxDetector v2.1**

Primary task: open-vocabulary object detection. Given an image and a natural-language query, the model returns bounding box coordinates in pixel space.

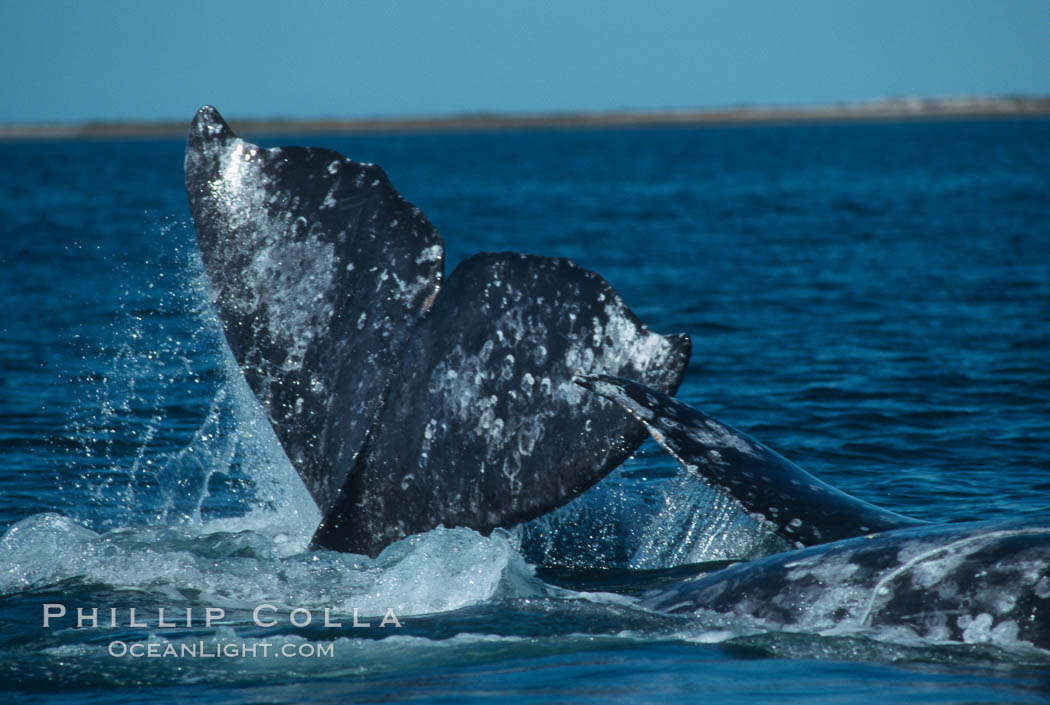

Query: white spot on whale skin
[533,344,548,366]
[959,613,995,643]
[991,591,1018,615]
[499,354,515,382]
[539,377,552,396]
[680,419,761,459]
[416,244,442,264]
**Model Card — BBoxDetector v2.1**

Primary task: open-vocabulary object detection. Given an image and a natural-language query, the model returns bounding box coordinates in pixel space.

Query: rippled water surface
[1,119,1049,703]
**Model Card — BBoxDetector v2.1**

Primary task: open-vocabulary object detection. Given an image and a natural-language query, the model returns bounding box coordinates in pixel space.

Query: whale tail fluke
[185,106,691,556]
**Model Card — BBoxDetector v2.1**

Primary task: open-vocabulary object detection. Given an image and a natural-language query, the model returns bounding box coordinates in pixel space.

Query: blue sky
[3,0,1049,124]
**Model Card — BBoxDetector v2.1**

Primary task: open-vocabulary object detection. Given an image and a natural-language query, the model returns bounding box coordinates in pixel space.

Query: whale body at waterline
[644,518,1050,651]
[574,374,1050,651]
[184,106,690,557]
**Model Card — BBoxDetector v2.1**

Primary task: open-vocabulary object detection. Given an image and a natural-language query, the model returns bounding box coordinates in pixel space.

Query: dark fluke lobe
[574,374,924,547]
[186,106,690,556]
[186,105,443,519]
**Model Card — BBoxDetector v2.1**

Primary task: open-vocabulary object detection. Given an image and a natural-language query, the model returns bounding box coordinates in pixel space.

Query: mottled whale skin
[577,374,1050,651]
[642,519,1050,652]
[185,106,690,557]
[574,374,925,548]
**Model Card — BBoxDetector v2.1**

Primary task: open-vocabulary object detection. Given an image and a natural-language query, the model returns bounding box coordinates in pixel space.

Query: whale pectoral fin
[311,253,691,556]
[575,374,924,547]
[185,106,443,514]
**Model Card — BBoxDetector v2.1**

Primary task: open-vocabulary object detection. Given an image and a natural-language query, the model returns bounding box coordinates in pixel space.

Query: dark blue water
[1,119,1049,703]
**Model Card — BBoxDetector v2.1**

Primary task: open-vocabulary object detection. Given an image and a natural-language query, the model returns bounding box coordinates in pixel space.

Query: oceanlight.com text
[107,640,334,659]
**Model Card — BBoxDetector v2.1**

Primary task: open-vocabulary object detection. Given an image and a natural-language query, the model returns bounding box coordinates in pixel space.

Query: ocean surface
[1,118,1049,703]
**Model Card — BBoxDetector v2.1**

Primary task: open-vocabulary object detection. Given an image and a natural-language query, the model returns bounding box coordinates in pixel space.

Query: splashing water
[631,472,790,568]
[64,223,319,550]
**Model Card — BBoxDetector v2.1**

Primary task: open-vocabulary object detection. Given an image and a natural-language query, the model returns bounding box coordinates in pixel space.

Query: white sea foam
[0,514,546,616]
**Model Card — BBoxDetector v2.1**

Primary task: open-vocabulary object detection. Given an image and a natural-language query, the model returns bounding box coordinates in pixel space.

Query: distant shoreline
[3,96,1049,140]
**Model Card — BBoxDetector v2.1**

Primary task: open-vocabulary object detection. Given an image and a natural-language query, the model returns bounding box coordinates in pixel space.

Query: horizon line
[3,94,1049,141]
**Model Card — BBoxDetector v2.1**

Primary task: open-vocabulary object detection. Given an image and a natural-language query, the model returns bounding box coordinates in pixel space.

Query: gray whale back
[642,519,1050,651]
[185,106,690,556]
